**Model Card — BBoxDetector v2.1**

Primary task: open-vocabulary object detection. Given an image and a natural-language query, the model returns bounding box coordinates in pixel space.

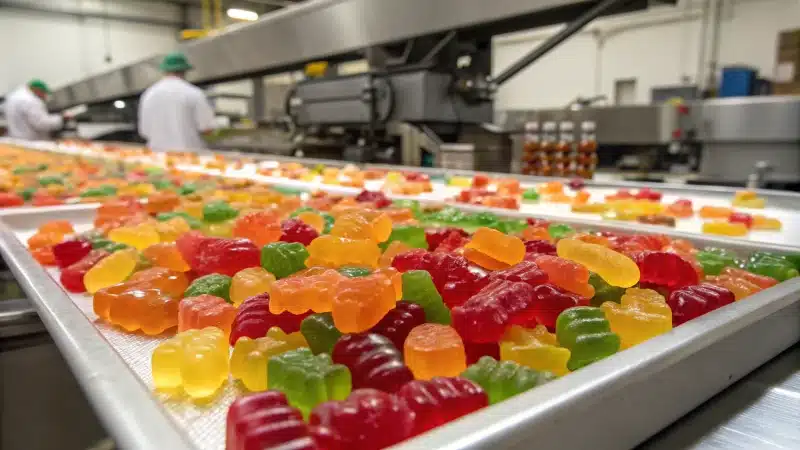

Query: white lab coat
[5,86,63,140]
[138,76,216,152]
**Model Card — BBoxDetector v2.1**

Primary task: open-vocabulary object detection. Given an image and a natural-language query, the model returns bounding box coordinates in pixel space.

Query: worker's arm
[26,99,63,132]
[137,94,150,139]
[194,92,216,136]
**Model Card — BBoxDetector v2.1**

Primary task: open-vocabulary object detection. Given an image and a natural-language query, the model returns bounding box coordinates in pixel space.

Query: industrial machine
[45,0,673,168]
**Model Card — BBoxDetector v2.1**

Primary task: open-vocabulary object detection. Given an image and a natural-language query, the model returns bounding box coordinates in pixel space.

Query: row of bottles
[521,121,598,178]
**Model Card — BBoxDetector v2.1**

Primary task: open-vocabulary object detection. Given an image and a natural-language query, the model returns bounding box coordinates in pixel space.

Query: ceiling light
[113,100,125,109]
[227,8,259,21]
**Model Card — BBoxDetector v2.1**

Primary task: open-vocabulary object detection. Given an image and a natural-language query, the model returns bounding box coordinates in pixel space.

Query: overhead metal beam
[0,1,183,28]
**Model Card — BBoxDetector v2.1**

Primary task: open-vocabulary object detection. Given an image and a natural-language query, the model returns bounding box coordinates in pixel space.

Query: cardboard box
[775,41,800,82]
[778,29,800,50]
[773,81,800,95]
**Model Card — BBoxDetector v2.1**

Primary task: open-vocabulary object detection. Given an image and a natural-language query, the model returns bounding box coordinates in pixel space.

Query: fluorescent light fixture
[113,100,125,109]
[227,8,258,21]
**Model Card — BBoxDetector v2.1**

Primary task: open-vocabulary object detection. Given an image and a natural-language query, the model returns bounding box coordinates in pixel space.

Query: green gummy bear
[80,185,117,198]
[260,242,309,279]
[272,186,304,196]
[494,219,528,235]
[202,200,239,223]
[401,270,451,324]
[547,223,575,240]
[556,306,620,371]
[338,267,373,278]
[17,187,36,201]
[783,254,800,271]
[151,179,175,191]
[267,348,351,417]
[156,212,203,229]
[696,248,738,276]
[588,272,625,307]
[38,175,64,186]
[178,183,197,196]
[461,356,555,405]
[522,189,540,202]
[300,313,342,355]
[90,238,129,253]
[381,225,428,250]
[745,254,799,281]
[184,274,232,302]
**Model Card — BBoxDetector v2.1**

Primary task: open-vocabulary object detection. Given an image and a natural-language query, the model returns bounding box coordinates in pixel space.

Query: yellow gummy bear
[83,248,138,294]
[108,223,160,251]
[500,325,570,377]
[601,288,672,349]
[151,327,229,399]
[230,328,309,392]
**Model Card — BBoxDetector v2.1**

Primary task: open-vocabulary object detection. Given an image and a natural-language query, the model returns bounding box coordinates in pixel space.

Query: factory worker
[138,52,216,152]
[5,79,64,140]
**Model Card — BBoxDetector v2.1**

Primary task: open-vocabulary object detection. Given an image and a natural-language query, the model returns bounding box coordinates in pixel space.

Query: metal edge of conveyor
[0,225,194,450]
[392,279,800,450]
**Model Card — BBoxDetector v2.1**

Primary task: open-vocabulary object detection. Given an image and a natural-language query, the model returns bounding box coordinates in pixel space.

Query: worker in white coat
[5,79,64,140]
[138,52,216,152]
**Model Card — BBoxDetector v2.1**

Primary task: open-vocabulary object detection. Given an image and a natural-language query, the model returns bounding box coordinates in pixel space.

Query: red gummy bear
[310,389,414,450]
[728,212,753,228]
[396,377,488,436]
[52,240,92,269]
[192,238,261,276]
[60,249,110,293]
[226,391,316,450]
[332,334,413,393]
[632,251,699,291]
[451,279,537,343]
[528,283,589,330]
[175,231,213,268]
[489,260,548,288]
[392,250,487,308]
[635,188,663,201]
[523,239,557,257]
[425,228,469,252]
[368,301,426,350]
[667,283,735,326]
[229,293,310,346]
[280,218,320,246]
[434,231,469,253]
[355,190,392,209]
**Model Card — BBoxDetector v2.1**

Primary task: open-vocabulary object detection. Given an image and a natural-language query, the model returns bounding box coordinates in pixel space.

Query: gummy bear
[179,295,237,336]
[270,269,343,315]
[184,273,232,302]
[667,283,735,326]
[229,267,276,306]
[306,236,381,269]
[203,200,239,223]
[745,253,799,281]
[461,356,555,404]
[404,324,467,380]
[108,223,160,251]
[280,218,320,246]
[556,239,640,288]
[631,251,699,291]
[230,327,309,392]
[60,249,110,293]
[330,210,392,243]
[452,279,540,343]
[332,333,413,393]
[142,242,191,272]
[556,306,620,371]
[152,327,229,398]
[300,313,342,355]
[392,250,486,308]
[52,240,92,269]
[426,228,469,252]
[332,272,396,333]
[487,260,548,288]
[94,283,180,335]
[310,389,413,450]
[533,255,595,298]
[268,348,351,417]
[397,377,488,436]
[368,301,426,351]
[464,227,525,267]
[232,211,282,247]
[695,247,738,276]
[226,391,315,450]
[523,239,557,256]
[230,293,310,346]
[260,242,310,279]
[83,248,138,294]
[382,225,428,250]
[192,238,261,277]
[500,325,570,376]
[601,288,672,349]
[400,270,451,324]
[588,272,625,307]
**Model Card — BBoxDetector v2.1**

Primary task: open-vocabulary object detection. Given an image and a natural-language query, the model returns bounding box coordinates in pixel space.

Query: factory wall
[0,0,187,96]
[494,0,800,110]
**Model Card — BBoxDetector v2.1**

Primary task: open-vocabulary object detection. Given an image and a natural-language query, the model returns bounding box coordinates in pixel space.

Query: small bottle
[540,122,558,176]
[578,121,598,153]
[555,121,574,177]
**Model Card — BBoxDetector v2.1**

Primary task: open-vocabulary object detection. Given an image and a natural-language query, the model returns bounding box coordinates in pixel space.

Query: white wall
[0,0,185,95]
[494,0,800,110]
